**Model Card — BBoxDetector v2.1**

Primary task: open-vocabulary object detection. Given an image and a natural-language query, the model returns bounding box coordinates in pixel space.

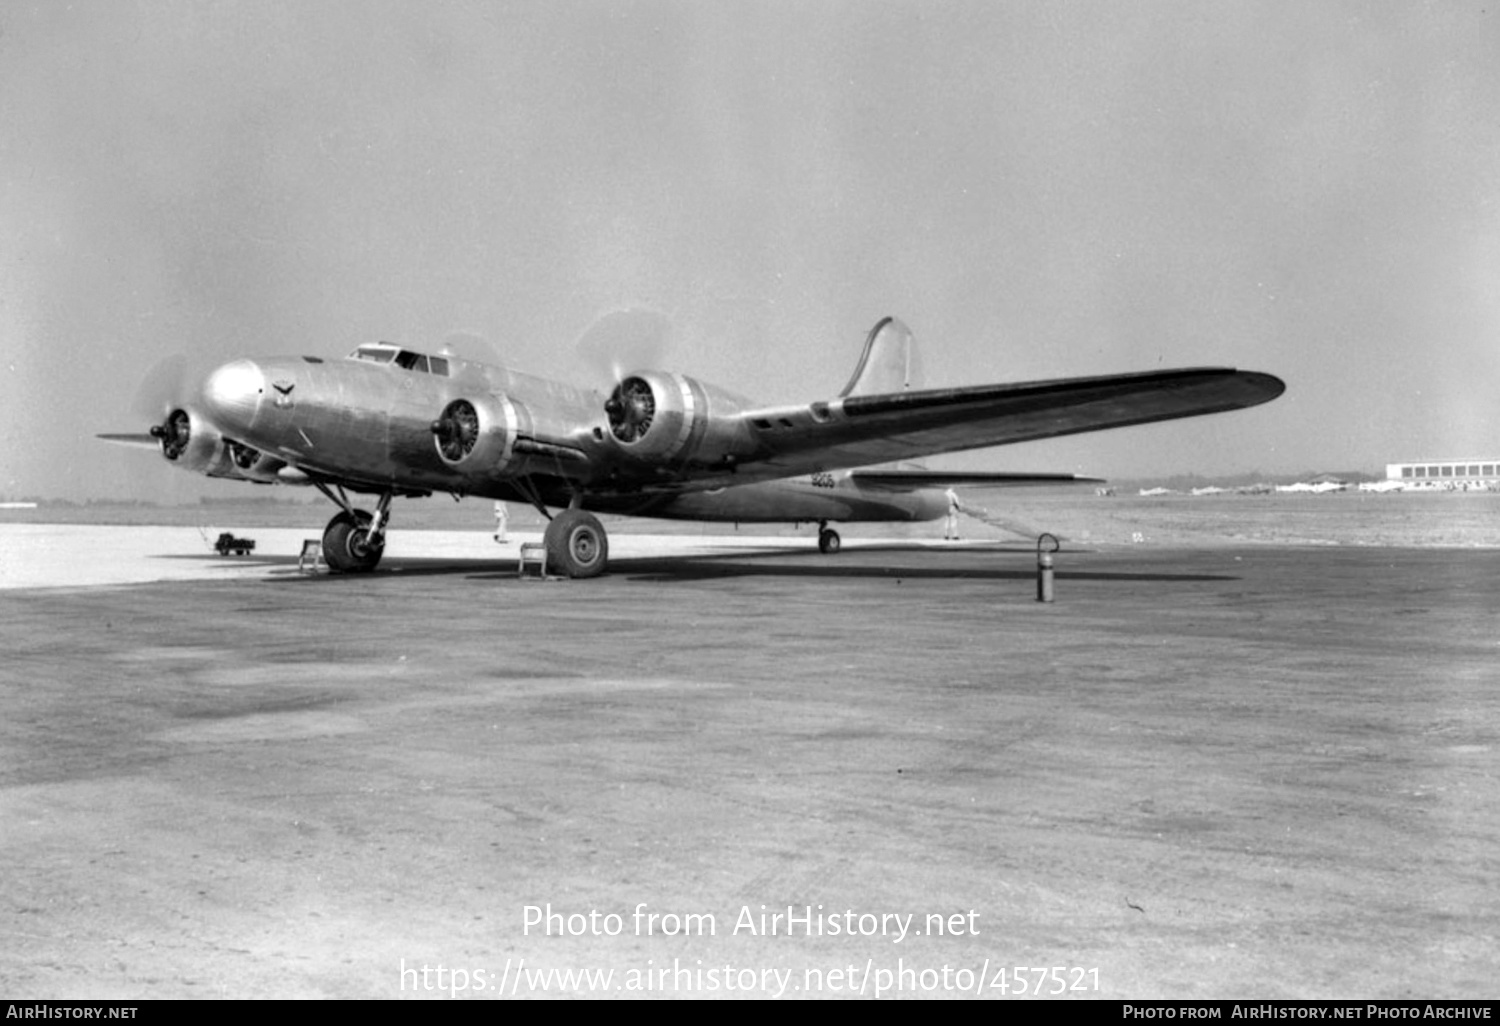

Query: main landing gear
[507,474,611,579]
[317,487,392,573]
[817,520,841,554]
[323,508,385,573]
[542,509,609,579]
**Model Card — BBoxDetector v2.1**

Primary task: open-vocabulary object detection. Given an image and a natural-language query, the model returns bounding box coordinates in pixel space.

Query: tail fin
[839,317,923,397]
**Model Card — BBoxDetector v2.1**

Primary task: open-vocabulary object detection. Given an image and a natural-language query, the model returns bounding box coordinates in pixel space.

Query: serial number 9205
[809,472,837,489]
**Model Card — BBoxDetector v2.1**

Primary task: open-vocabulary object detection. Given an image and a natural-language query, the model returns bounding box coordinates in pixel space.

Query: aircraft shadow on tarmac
[162,543,1239,585]
[602,550,1240,584]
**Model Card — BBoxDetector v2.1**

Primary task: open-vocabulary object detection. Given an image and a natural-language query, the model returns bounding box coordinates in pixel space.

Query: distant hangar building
[1386,458,1500,485]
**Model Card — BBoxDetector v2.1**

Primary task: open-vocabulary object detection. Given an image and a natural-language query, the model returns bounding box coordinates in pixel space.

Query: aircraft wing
[731,367,1283,482]
[849,470,1102,489]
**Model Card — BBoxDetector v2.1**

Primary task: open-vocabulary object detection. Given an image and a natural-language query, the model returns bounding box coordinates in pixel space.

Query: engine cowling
[153,406,236,477]
[431,393,529,477]
[604,371,699,461]
[603,371,752,467]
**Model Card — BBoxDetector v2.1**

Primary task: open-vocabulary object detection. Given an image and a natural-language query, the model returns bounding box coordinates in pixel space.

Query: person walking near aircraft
[943,488,963,540]
[493,501,509,543]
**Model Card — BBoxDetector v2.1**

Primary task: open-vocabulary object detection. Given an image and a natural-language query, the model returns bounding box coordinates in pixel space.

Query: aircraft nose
[202,359,264,429]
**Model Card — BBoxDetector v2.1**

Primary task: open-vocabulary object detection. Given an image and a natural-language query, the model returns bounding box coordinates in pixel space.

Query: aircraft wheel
[323,509,384,573]
[818,527,841,554]
[544,510,609,579]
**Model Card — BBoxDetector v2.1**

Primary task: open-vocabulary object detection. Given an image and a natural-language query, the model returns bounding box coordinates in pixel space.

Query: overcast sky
[3,0,1497,501]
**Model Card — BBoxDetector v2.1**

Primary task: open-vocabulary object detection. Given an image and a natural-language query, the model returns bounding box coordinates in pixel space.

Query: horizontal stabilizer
[851,470,1103,489]
[96,433,160,451]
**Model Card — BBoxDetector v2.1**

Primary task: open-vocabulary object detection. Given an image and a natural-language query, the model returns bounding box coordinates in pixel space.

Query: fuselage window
[353,346,396,364]
[428,356,450,377]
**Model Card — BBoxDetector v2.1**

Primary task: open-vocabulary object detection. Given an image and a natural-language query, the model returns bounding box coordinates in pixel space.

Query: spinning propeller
[575,308,672,388]
[604,377,656,443]
[432,400,481,462]
[436,330,505,369]
[132,354,196,459]
[574,308,673,446]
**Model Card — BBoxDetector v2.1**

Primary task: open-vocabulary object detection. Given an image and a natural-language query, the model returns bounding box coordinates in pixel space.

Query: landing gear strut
[316,486,392,573]
[323,510,384,572]
[817,520,841,554]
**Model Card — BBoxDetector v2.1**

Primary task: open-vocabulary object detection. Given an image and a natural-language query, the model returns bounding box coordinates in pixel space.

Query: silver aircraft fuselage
[200,347,942,523]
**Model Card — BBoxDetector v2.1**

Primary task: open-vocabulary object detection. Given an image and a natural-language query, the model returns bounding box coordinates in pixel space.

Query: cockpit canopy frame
[349,342,450,377]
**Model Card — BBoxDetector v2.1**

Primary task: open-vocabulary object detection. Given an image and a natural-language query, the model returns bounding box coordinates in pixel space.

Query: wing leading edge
[734,367,1285,481]
[850,470,1104,489]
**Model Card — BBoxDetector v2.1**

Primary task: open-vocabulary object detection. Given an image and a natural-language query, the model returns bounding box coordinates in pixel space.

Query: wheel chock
[298,539,324,574]
[518,542,552,580]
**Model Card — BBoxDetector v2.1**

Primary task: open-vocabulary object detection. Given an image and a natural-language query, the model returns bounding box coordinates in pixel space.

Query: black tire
[323,510,384,573]
[818,528,841,554]
[543,510,609,579]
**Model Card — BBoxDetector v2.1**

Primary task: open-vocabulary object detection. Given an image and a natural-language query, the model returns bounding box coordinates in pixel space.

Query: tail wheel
[323,510,384,573]
[544,510,609,579]
[818,527,841,554]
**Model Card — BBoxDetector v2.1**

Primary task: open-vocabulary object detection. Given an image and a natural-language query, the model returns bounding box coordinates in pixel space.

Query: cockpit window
[349,343,449,376]
[352,345,396,364]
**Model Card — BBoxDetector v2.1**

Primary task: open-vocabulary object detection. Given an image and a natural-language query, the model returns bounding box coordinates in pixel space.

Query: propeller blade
[438,331,505,369]
[131,354,190,424]
[575,308,672,389]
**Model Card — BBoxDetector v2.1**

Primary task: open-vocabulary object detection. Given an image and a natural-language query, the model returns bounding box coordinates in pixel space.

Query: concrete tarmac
[0,529,1496,998]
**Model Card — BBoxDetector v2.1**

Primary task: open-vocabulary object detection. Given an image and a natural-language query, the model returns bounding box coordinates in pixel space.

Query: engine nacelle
[603,371,752,467]
[226,440,287,483]
[605,371,694,460]
[155,406,236,477]
[152,407,302,483]
[431,393,531,478]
